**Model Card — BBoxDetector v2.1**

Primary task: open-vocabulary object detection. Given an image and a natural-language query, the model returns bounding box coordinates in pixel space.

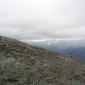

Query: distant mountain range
[28,39,85,61]
[0,36,85,85]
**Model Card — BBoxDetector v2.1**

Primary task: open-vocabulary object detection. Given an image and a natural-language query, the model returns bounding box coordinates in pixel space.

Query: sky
[0,0,85,43]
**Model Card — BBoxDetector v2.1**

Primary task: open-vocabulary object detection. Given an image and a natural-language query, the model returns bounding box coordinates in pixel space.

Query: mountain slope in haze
[28,40,85,61]
[0,36,85,85]
[59,47,85,60]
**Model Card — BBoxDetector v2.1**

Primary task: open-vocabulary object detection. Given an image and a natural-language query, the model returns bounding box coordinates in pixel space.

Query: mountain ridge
[28,40,85,61]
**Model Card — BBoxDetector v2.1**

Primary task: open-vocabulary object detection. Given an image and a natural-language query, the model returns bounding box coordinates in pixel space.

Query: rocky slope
[0,36,85,85]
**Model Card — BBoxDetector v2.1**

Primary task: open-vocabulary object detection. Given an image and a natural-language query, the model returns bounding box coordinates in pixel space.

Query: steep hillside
[0,36,85,85]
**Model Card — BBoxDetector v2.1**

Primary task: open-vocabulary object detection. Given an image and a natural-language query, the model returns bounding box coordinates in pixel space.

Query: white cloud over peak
[0,0,85,44]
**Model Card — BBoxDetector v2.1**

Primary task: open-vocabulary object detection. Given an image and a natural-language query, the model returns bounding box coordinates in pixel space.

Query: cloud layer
[0,0,85,42]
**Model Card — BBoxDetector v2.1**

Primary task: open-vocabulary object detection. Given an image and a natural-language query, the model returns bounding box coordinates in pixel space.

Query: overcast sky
[0,0,85,42]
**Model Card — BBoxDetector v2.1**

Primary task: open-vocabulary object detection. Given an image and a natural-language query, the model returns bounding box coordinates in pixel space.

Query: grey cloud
[0,0,85,42]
